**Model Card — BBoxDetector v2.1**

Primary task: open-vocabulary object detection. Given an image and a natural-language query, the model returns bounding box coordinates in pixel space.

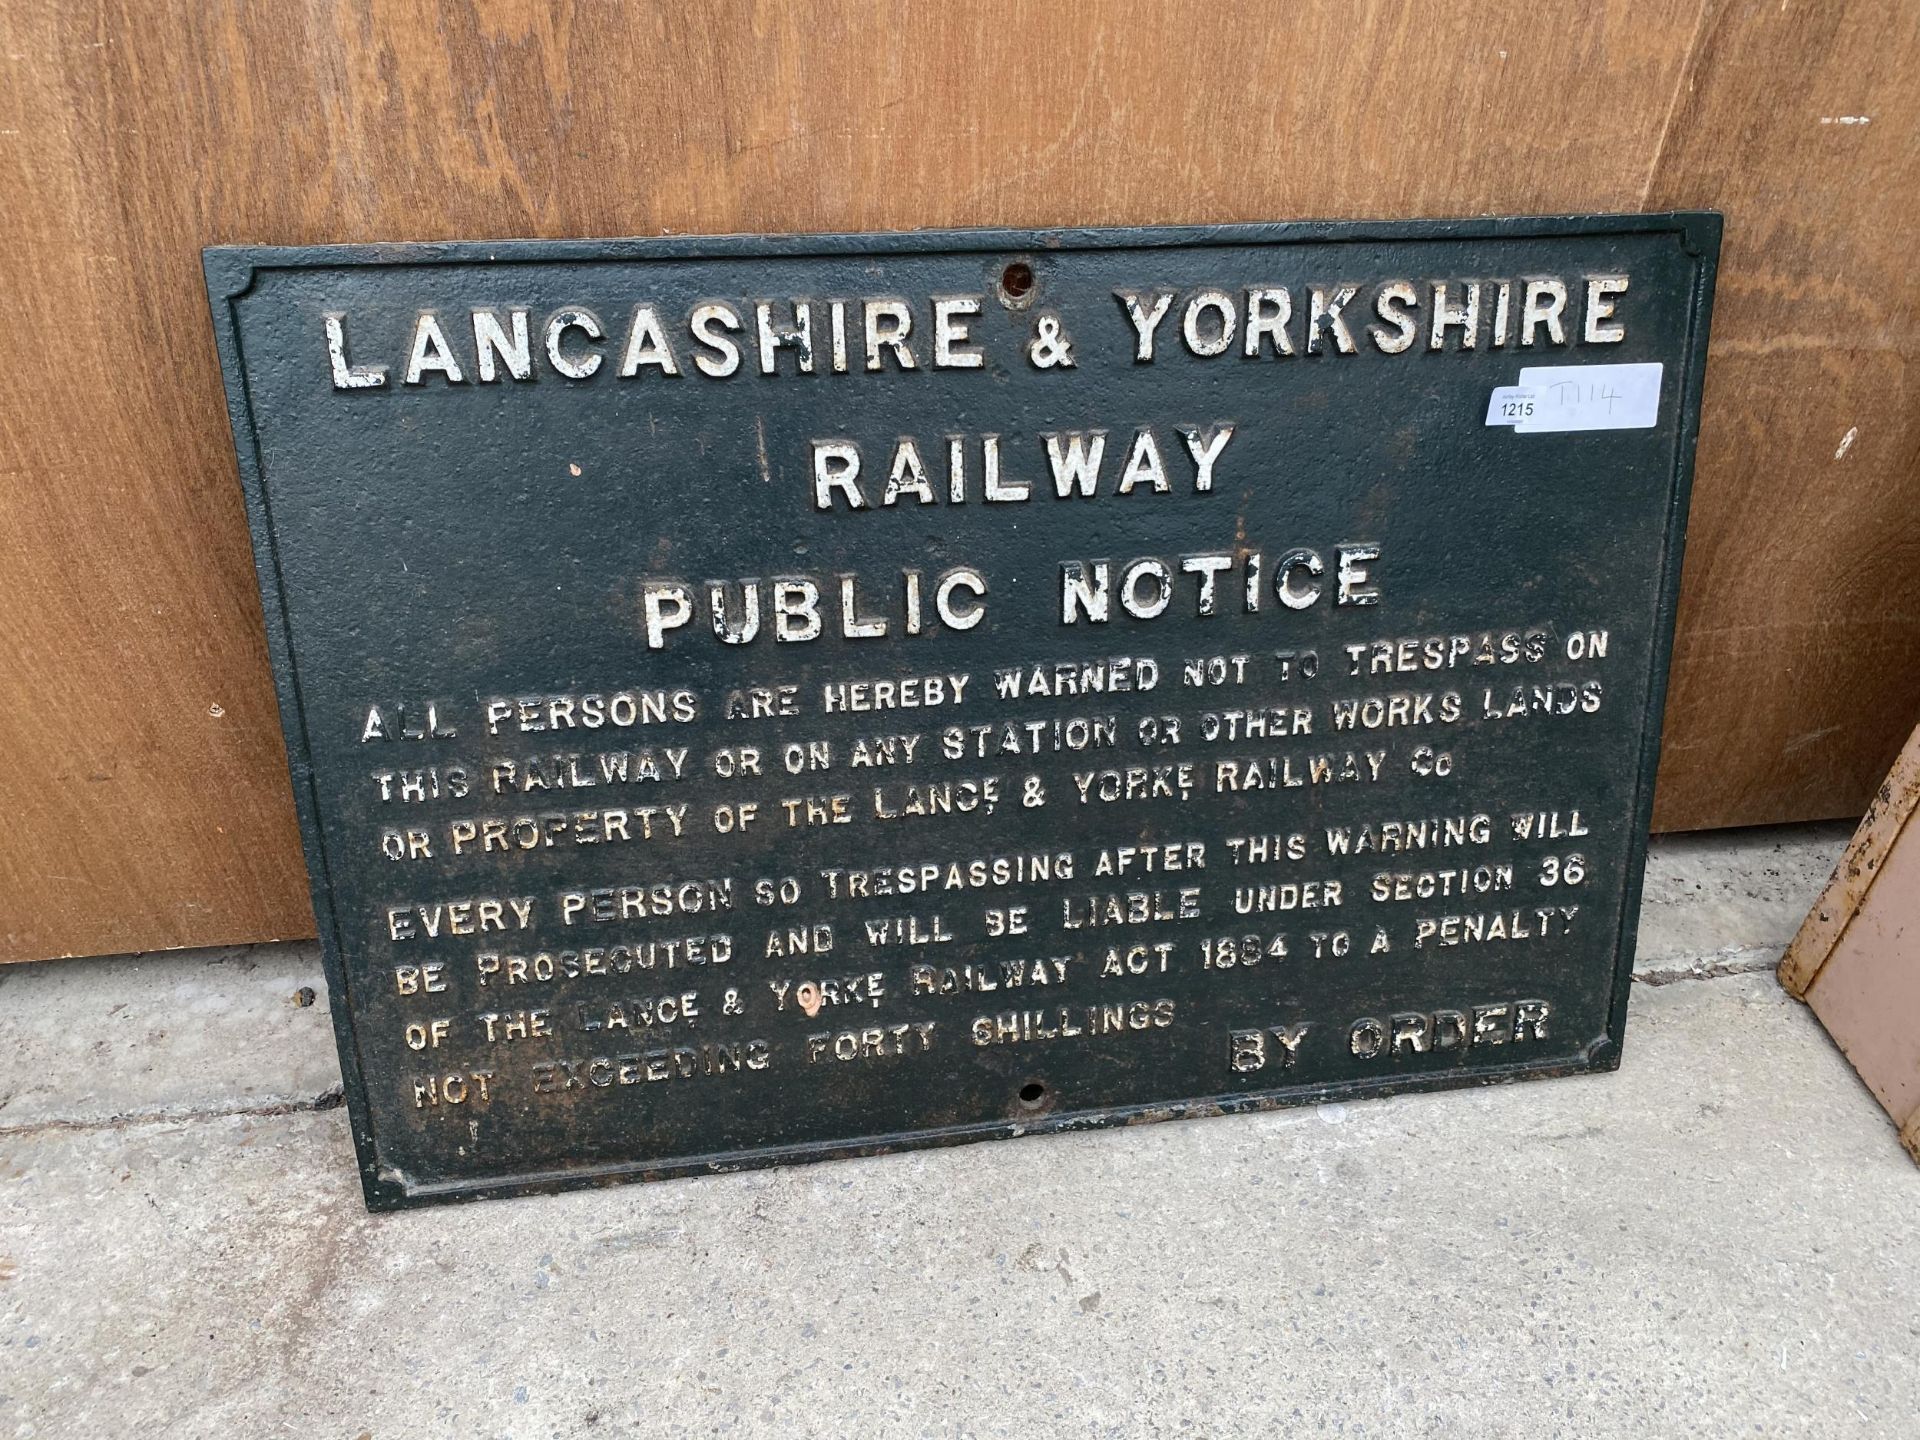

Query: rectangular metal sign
[207,216,1719,1209]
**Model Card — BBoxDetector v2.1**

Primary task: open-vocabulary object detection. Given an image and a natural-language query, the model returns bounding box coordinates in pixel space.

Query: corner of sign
[202,246,264,304]
[360,1160,417,1214]
[1581,1030,1624,1073]
[1671,210,1724,261]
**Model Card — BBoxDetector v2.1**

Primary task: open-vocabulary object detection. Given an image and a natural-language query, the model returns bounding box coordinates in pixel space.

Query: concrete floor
[4,822,1916,1437]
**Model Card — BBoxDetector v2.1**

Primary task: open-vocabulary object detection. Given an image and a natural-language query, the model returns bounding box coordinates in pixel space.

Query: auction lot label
[207,216,1718,1209]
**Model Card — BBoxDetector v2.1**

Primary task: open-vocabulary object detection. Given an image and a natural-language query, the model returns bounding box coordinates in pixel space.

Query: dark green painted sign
[207,215,1719,1210]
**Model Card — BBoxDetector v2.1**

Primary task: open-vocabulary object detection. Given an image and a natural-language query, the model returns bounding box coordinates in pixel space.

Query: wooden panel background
[0,0,1914,962]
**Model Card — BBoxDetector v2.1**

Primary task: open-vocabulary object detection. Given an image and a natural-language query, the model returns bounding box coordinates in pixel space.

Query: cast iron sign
[207,216,1719,1209]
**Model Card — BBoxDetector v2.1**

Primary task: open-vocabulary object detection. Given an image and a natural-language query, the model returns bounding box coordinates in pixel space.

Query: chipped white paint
[1835,426,1858,460]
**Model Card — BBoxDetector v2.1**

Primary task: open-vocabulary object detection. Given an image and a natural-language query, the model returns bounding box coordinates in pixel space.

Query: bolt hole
[1000,260,1035,301]
[1017,1080,1048,1106]
[292,986,317,1008]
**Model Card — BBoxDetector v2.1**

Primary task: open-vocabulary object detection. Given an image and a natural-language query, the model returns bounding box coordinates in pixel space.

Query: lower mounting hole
[1017,1080,1048,1106]
[999,260,1035,302]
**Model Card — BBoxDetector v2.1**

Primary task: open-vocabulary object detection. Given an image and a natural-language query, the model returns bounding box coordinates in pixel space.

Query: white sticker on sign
[1485,387,1538,426]
[1485,362,1664,433]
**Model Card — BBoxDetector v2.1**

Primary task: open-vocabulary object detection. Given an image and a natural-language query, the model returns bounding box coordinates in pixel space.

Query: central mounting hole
[1018,1080,1048,1106]
[1000,260,1035,299]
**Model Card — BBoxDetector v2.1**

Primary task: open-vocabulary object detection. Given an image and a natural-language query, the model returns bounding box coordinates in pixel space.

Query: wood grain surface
[1,0,1915,961]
